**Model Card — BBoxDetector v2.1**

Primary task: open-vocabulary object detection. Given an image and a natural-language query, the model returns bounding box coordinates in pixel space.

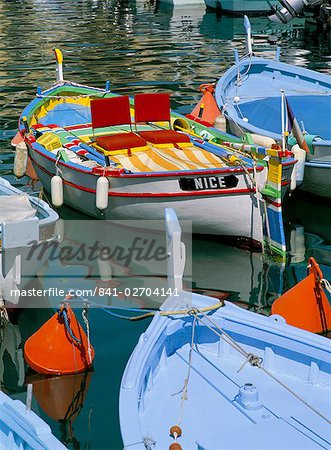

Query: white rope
[55,152,63,176]
[175,314,197,427]
[225,90,330,103]
[192,307,331,424]
[0,286,9,329]
[321,278,331,295]
[82,308,92,365]
[253,158,265,254]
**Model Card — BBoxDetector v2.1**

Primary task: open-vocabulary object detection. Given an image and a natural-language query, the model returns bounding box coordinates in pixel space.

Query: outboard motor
[269,0,323,23]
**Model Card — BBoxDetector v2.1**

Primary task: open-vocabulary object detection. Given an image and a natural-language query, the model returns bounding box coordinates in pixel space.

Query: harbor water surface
[0,1,330,449]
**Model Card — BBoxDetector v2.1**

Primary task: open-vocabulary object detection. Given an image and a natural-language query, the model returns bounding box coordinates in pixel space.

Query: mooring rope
[192,307,331,424]
[57,307,82,345]
[82,308,92,365]
[175,315,197,427]
[321,278,331,295]
[0,287,9,329]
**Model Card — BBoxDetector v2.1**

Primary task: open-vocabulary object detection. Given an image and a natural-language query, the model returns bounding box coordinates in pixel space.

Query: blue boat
[120,209,331,449]
[0,389,65,449]
[214,17,331,198]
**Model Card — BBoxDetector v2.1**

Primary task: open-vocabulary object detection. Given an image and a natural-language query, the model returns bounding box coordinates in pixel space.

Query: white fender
[291,144,306,186]
[51,175,63,207]
[0,253,20,304]
[54,218,64,242]
[13,142,28,178]
[97,257,112,282]
[250,134,276,148]
[96,176,109,210]
[213,115,227,132]
[290,225,306,263]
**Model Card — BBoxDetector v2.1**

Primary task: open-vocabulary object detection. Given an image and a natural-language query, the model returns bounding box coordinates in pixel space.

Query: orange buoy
[170,425,182,438]
[186,84,221,127]
[26,156,39,181]
[24,304,94,375]
[11,131,24,147]
[169,443,182,450]
[271,258,331,334]
[26,371,92,422]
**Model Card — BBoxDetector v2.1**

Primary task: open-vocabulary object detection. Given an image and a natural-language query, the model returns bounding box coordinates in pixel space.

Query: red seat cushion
[96,132,146,151]
[138,130,190,144]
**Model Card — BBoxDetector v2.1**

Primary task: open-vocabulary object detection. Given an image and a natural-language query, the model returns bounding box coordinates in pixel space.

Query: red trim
[282,160,296,167]
[186,114,212,128]
[265,198,281,207]
[281,180,291,186]
[27,142,263,178]
[65,123,92,131]
[30,154,254,198]
[121,167,260,178]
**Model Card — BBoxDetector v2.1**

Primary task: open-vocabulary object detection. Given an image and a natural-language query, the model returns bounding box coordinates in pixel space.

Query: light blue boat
[120,209,331,449]
[0,389,66,449]
[214,17,331,198]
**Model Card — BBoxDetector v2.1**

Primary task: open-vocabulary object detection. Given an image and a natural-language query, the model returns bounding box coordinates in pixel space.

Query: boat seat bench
[96,132,146,151]
[138,129,190,145]
[90,93,190,151]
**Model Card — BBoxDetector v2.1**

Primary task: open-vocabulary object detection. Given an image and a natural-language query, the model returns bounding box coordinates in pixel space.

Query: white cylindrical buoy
[13,142,28,178]
[250,134,276,148]
[97,257,112,281]
[290,225,306,263]
[291,144,306,186]
[290,164,297,192]
[213,115,227,132]
[54,218,65,242]
[96,176,109,210]
[51,175,63,207]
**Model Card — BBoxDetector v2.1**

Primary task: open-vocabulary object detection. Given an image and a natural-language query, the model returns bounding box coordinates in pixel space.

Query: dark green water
[0,1,330,449]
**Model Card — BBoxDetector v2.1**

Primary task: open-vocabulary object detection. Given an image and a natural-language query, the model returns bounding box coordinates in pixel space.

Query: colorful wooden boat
[214,16,331,198]
[119,208,331,449]
[0,389,65,449]
[14,49,296,256]
[0,177,59,304]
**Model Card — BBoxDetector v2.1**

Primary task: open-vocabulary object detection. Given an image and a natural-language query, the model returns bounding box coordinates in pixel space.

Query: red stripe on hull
[30,154,254,198]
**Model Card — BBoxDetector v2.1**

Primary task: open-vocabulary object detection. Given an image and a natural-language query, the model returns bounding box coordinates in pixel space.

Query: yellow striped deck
[111,144,224,172]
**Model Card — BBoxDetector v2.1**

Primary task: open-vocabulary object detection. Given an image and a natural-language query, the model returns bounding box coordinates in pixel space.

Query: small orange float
[272,257,331,334]
[186,83,221,127]
[24,304,94,375]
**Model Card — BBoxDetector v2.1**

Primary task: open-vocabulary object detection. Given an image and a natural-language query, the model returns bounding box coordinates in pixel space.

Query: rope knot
[238,353,263,372]
[57,306,82,345]
[187,307,200,316]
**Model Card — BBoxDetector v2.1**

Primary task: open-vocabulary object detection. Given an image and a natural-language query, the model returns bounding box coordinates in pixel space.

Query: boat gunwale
[216,57,331,142]
[28,140,266,179]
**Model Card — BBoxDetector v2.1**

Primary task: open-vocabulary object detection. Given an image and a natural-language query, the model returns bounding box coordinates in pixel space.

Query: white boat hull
[29,145,265,244]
